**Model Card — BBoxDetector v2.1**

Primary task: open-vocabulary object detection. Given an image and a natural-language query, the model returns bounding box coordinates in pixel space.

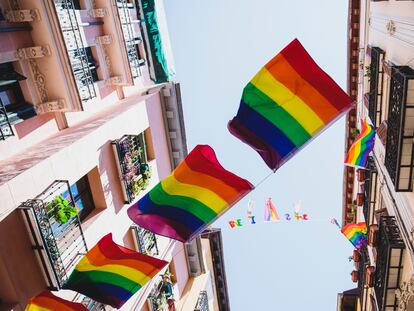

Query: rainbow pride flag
[228,39,353,170]
[264,197,280,222]
[64,234,168,308]
[25,290,87,311]
[345,119,375,168]
[128,145,254,242]
[341,222,368,249]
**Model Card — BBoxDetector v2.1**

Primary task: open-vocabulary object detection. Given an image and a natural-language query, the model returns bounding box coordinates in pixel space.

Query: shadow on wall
[97,140,125,215]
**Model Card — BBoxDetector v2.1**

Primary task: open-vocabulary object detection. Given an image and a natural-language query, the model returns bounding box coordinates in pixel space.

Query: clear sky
[163,1,355,309]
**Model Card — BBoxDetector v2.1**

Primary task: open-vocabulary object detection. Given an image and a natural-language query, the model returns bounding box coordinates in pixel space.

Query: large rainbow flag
[264,197,280,222]
[64,234,168,308]
[345,119,375,168]
[341,222,368,249]
[128,145,254,242]
[25,290,87,311]
[228,38,353,170]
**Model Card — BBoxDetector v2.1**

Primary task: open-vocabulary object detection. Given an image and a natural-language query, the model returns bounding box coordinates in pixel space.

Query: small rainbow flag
[64,234,168,308]
[264,197,280,222]
[341,222,368,249]
[345,119,375,168]
[25,290,87,311]
[128,145,254,242]
[228,38,353,170]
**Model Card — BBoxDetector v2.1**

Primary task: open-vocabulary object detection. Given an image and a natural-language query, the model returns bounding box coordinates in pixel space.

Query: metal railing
[20,180,88,289]
[132,225,159,256]
[194,291,209,311]
[368,47,385,127]
[79,296,106,310]
[54,0,97,101]
[363,157,377,226]
[374,216,405,311]
[384,65,414,191]
[0,99,14,140]
[116,0,144,78]
[112,133,150,203]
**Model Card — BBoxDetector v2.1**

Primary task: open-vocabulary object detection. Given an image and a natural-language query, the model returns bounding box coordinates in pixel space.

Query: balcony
[112,133,151,203]
[0,102,13,140]
[19,180,87,289]
[131,225,159,256]
[54,0,97,102]
[73,294,106,310]
[194,291,209,311]
[368,47,385,127]
[116,0,145,79]
[374,216,405,311]
[363,157,378,226]
[384,65,414,191]
[147,278,174,311]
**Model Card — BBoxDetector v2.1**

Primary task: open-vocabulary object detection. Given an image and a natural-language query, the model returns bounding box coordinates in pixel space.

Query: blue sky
[163,1,355,309]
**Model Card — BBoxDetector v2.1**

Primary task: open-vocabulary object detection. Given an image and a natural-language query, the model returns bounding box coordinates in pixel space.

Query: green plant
[46,195,78,224]
[364,64,372,82]
[351,128,360,140]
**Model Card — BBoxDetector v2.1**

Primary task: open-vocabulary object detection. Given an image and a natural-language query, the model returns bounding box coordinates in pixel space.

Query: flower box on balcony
[365,266,375,287]
[353,250,360,262]
[351,270,358,282]
[357,193,364,206]
[368,224,379,246]
[357,169,365,182]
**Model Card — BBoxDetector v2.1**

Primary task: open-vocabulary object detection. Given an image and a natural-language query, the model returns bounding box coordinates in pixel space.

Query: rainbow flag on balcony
[341,222,368,249]
[228,38,353,170]
[25,290,87,311]
[345,119,375,168]
[128,145,254,242]
[64,234,168,309]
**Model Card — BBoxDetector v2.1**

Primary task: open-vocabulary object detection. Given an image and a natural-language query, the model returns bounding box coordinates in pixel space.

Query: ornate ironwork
[368,47,385,127]
[112,133,150,203]
[79,296,106,310]
[116,0,145,78]
[20,180,88,289]
[0,99,14,140]
[384,66,414,191]
[54,0,97,101]
[363,157,377,226]
[132,225,159,256]
[374,216,405,311]
[194,291,209,311]
[148,280,171,311]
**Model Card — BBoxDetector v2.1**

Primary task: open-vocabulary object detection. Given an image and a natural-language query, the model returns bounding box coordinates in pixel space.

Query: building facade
[339,0,414,310]
[0,1,229,310]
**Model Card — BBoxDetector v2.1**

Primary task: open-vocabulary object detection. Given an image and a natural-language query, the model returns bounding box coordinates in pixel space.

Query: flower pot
[351,270,358,283]
[353,250,360,262]
[358,169,366,182]
[368,224,379,246]
[357,193,364,206]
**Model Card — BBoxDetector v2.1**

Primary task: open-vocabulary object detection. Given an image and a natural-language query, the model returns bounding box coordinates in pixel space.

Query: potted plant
[351,270,358,283]
[46,195,78,225]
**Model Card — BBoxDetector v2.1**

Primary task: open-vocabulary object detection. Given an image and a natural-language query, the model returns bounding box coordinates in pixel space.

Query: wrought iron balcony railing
[194,291,209,311]
[368,47,385,127]
[374,216,405,311]
[131,225,159,256]
[0,100,14,140]
[116,0,145,79]
[112,133,151,203]
[20,180,87,289]
[384,65,414,191]
[54,0,97,101]
[79,296,106,310]
[363,157,378,226]
[147,279,174,311]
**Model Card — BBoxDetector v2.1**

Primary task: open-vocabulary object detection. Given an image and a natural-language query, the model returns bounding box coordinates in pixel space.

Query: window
[0,63,36,139]
[62,175,95,221]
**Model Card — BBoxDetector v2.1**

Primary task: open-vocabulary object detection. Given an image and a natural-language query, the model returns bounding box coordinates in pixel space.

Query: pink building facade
[0,1,228,310]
